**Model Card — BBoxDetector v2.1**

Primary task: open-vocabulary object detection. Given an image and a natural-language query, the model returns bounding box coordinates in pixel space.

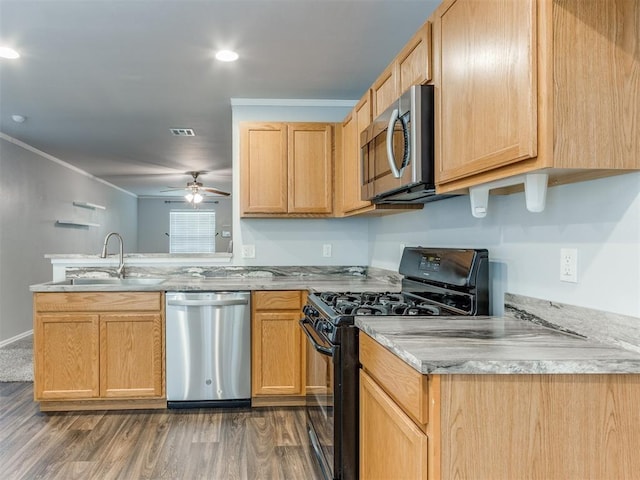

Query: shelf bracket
[469,172,549,218]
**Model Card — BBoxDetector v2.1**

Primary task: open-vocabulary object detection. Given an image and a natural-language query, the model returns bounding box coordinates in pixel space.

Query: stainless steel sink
[60,278,165,286]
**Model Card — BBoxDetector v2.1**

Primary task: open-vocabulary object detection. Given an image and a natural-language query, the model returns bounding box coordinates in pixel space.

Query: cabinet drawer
[34,292,162,312]
[360,332,429,425]
[253,291,302,310]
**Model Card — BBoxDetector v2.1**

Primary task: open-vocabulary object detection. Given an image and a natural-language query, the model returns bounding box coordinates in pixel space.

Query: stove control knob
[303,305,319,318]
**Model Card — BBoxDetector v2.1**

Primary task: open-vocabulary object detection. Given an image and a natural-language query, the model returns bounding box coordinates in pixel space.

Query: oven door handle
[299,319,333,357]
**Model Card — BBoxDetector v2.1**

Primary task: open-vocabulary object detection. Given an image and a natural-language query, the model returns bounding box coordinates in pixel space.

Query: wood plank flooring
[0,382,324,479]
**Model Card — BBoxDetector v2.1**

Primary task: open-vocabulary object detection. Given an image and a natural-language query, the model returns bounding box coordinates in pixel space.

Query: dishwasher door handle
[167,298,249,307]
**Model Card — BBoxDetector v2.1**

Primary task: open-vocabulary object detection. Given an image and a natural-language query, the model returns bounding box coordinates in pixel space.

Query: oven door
[300,318,336,480]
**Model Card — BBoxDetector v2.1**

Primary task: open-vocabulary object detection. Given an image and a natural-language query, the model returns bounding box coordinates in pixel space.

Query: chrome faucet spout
[100,232,125,278]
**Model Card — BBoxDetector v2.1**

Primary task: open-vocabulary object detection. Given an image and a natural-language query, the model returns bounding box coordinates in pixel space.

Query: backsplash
[505,293,640,353]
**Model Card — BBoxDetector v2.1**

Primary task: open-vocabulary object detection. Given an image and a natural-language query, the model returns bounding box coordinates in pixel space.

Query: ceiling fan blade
[200,187,230,196]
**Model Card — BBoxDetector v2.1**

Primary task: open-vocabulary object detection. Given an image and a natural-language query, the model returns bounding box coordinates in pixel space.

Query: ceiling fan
[162,171,230,204]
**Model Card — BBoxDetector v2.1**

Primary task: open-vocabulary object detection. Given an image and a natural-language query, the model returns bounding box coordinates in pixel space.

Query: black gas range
[300,247,489,480]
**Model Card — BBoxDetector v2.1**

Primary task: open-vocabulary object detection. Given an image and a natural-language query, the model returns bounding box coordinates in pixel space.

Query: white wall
[0,134,138,343]
[368,173,640,318]
[231,100,370,266]
[138,197,233,253]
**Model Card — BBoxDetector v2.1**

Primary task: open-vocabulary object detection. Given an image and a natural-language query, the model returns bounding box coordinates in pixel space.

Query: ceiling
[0,0,440,197]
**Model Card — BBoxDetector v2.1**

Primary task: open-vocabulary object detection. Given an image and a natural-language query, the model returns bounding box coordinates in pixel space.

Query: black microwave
[360,84,450,204]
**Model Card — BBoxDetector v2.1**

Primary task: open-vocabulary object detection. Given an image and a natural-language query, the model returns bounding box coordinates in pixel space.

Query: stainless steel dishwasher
[166,291,251,408]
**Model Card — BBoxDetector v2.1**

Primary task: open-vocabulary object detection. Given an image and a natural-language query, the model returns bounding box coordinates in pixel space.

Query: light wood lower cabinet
[360,332,640,480]
[251,290,306,406]
[33,292,165,411]
[35,313,100,400]
[360,370,428,480]
[99,313,163,398]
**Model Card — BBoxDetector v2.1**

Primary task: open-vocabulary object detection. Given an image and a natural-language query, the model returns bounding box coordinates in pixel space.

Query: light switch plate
[242,244,256,258]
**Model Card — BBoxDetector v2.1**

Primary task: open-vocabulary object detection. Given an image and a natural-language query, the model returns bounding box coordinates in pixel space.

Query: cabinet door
[34,314,99,400]
[99,313,163,398]
[344,94,375,214]
[240,122,288,214]
[360,370,428,480]
[372,63,398,118]
[436,0,537,184]
[287,123,333,214]
[252,311,302,395]
[398,21,432,94]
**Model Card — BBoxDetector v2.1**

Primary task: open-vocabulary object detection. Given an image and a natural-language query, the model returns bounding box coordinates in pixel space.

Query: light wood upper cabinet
[435,0,537,186]
[398,21,433,97]
[287,123,333,214]
[33,292,165,410]
[373,21,433,118]
[338,92,375,215]
[240,122,333,217]
[372,63,398,119]
[434,0,640,193]
[251,291,306,404]
[240,122,288,214]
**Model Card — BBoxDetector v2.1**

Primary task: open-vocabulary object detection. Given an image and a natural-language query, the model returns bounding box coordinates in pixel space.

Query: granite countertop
[356,308,640,375]
[29,266,401,293]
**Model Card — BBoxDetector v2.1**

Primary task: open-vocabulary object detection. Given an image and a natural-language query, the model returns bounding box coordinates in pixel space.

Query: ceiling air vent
[170,128,196,136]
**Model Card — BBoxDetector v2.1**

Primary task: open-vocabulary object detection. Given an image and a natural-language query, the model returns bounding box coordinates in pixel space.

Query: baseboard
[0,329,33,348]
[251,395,306,407]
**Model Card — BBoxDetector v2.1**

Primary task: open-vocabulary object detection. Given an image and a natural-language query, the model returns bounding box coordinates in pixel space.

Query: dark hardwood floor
[0,383,324,479]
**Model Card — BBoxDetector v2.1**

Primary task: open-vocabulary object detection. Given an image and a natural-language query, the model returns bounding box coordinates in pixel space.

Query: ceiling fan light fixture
[0,46,20,59]
[185,193,194,202]
[193,192,203,203]
[215,49,239,62]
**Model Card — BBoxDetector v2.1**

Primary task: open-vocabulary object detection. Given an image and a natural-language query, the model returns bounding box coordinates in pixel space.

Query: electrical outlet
[322,244,332,257]
[560,248,578,283]
[241,244,256,258]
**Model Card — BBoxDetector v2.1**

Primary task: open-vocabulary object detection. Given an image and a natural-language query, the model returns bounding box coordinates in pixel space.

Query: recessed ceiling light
[215,50,239,62]
[0,46,20,59]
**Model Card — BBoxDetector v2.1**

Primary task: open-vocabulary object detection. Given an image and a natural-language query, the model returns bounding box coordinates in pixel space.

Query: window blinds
[169,210,216,253]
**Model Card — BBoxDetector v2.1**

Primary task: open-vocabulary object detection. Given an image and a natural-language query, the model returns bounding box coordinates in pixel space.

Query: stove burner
[315,286,475,321]
[377,293,405,305]
[352,305,387,316]
[334,300,361,315]
[404,304,440,316]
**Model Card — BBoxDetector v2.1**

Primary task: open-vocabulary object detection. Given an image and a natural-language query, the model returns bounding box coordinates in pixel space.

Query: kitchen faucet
[100,232,125,278]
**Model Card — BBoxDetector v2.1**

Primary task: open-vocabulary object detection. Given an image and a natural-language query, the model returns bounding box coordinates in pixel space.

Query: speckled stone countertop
[29,266,401,293]
[356,294,640,375]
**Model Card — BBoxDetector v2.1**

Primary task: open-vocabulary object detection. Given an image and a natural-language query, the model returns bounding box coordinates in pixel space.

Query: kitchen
[2,0,640,479]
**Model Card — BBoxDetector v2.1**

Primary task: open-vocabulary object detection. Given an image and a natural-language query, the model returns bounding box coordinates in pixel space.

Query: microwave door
[373,109,411,196]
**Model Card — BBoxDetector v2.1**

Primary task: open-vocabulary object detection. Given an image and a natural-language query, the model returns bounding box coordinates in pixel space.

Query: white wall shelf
[55,220,101,228]
[73,201,106,210]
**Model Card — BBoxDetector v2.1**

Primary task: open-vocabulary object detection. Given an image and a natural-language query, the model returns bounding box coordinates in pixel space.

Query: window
[169,210,216,253]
